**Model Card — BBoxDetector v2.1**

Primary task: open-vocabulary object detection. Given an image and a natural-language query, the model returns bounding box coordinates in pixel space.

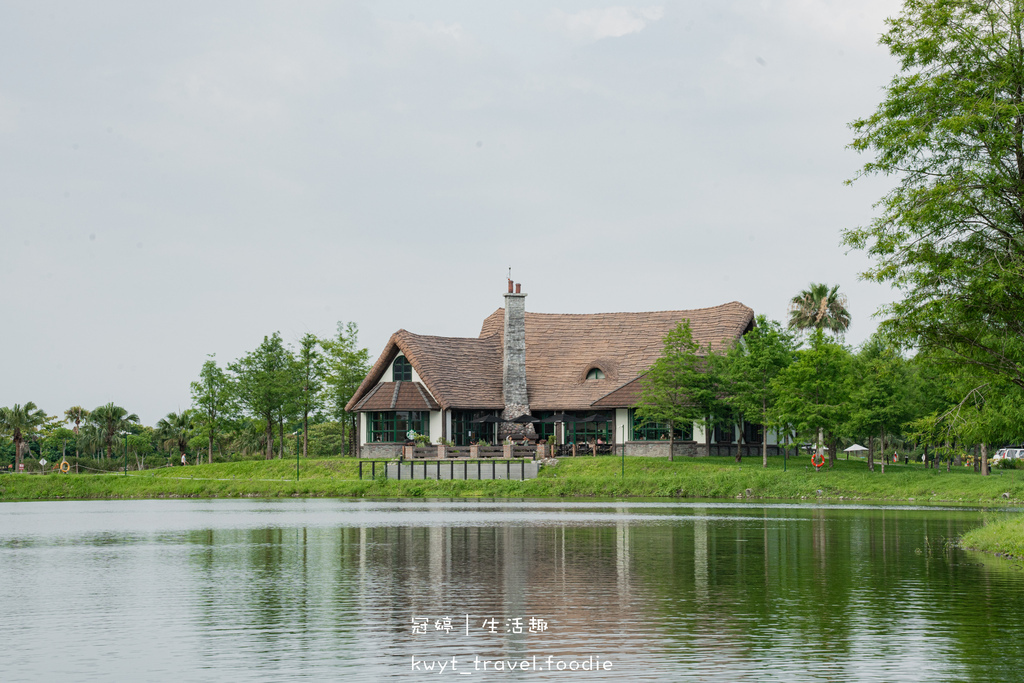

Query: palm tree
[0,402,48,470]
[156,411,193,458]
[90,403,140,459]
[78,424,106,458]
[64,406,90,458]
[788,283,851,336]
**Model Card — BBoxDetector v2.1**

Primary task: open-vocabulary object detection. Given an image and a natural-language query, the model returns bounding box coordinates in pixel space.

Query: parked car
[993,447,1024,462]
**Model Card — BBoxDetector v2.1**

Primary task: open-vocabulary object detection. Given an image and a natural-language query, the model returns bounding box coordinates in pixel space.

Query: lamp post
[124,433,129,476]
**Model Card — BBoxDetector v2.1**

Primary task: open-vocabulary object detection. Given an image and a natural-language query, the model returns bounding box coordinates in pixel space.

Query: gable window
[392,356,412,382]
[585,368,605,380]
[368,411,429,442]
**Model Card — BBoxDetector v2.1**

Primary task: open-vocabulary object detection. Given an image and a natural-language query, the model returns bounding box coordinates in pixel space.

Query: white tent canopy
[844,444,869,452]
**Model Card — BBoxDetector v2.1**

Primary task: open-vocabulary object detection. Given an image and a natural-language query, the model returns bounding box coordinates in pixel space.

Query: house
[346,281,762,458]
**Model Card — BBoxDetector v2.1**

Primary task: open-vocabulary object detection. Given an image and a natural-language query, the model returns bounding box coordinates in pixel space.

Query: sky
[1,0,906,425]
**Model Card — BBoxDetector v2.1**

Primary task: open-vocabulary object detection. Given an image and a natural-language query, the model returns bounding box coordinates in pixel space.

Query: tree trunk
[668,420,674,462]
[880,428,885,474]
[868,435,874,472]
[208,434,214,465]
[981,442,989,476]
[14,438,23,470]
[303,411,309,459]
[265,417,274,460]
[278,418,284,459]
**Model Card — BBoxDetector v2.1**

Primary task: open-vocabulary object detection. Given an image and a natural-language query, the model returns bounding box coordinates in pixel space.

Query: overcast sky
[1,0,905,425]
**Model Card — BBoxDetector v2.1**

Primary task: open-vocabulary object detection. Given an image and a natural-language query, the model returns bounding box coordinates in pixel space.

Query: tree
[64,406,89,458]
[847,332,913,471]
[636,320,729,457]
[190,355,236,463]
[0,402,48,470]
[294,333,325,459]
[322,321,371,456]
[846,0,1024,392]
[723,316,797,467]
[229,333,293,460]
[88,403,139,460]
[156,411,194,458]
[788,283,851,337]
[771,329,853,466]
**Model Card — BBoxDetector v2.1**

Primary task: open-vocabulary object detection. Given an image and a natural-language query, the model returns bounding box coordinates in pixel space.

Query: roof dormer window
[393,356,412,382]
[585,368,605,380]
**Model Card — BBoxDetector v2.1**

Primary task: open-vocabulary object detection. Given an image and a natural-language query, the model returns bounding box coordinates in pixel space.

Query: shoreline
[2,456,1022,507]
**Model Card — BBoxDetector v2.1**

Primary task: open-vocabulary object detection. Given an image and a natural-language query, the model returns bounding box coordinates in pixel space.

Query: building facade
[346,281,775,458]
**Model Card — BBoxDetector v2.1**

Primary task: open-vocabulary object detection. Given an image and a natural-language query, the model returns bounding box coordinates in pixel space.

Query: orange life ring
[59,461,70,473]
[811,453,824,468]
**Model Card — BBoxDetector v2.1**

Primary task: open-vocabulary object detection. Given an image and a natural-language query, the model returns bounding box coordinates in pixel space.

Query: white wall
[429,410,443,443]
[615,409,629,443]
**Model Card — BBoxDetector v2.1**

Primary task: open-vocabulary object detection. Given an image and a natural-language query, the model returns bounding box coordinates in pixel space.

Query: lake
[1,499,1022,681]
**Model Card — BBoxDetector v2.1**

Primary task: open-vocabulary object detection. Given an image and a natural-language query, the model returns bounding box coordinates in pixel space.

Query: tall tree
[156,411,194,458]
[89,403,140,460]
[771,329,853,466]
[229,333,293,460]
[847,332,912,471]
[294,333,325,459]
[63,406,89,458]
[723,316,797,467]
[190,355,236,464]
[636,320,729,457]
[0,402,48,470]
[846,0,1024,393]
[321,321,371,456]
[788,283,851,337]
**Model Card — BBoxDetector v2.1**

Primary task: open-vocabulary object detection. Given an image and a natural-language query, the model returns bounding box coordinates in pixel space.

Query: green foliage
[306,421,347,458]
[723,316,796,464]
[0,401,48,468]
[846,0,1024,390]
[637,320,728,454]
[229,332,294,459]
[320,321,370,455]
[156,411,193,455]
[190,354,237,464]
[787,283,851,337]
[771,329,853,457]
[88,403,141,460]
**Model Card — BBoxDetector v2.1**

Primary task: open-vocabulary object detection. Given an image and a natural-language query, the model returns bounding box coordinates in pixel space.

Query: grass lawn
[960,514,1024,558]
[1,454,1023,504]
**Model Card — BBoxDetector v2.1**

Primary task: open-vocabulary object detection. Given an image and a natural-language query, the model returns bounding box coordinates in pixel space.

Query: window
[368,411,429,442]
[585,368,605,380]
[743,421,763,444]
[392,356,412,381]
[564,411,614,443]
[714,422,735,443]
[629,409,693,441]
[451,410,496,446]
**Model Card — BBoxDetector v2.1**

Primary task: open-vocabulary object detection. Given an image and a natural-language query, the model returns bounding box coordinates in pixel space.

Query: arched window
[585,368,605,380]
[393,356,412,382]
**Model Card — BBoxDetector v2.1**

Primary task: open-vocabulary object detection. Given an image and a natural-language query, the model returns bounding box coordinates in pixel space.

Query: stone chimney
[501,280,533,438]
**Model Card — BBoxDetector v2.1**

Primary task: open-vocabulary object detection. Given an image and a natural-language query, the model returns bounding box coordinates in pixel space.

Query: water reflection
[0,500,1022,681]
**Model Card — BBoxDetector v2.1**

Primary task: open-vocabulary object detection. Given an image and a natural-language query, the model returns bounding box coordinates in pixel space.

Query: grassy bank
[2,455,1024,504]
[960,515,1024,558]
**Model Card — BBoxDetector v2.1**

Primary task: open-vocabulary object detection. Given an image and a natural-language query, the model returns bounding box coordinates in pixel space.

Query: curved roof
[347,301,754,411]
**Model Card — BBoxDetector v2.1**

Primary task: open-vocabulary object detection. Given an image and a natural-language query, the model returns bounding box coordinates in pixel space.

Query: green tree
[771,329,853,466]
[322,321,370,456]
[294,333,326,459]
[846,0,1024,391]
[63,406,89,458]
[88,403,140,460]
[156,411,194,458]
[0,402,48,470]
[229,333,293,460]
[847,332,912,471]
[190,355,236,463]
[636,320,729,457]
[788,283,851,337]
[723,316,797,467]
